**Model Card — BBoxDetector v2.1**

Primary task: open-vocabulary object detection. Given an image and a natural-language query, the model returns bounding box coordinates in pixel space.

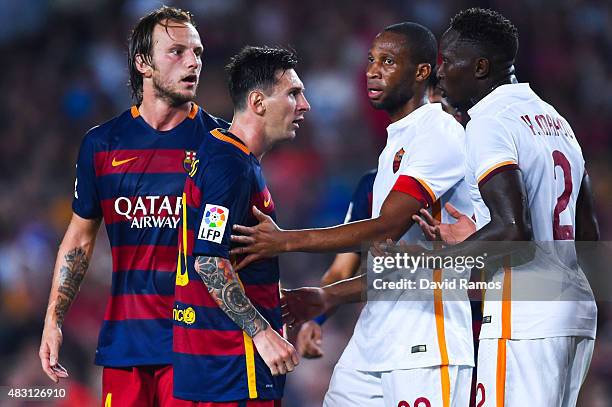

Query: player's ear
[474,57,489,79]
[415,63,431,83]
[135,54,153,78]
[248,90,266,116]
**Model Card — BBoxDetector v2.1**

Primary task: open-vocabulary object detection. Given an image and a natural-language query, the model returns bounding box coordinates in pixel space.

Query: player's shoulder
[81,108,134,147]
[196,106,230,130]
[197,128,252,171]
[409,105,464,155]
[418,104,464,138]
[465,113,508,138]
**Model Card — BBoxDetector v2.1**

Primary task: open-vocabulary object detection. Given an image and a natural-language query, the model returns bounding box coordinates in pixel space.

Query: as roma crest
[184,150,197,173]
[393,148,405,173]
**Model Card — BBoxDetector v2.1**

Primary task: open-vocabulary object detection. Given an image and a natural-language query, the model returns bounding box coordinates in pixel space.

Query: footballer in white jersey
[232,23,475,407]
[432,8,599,407]
[329,102,474,407]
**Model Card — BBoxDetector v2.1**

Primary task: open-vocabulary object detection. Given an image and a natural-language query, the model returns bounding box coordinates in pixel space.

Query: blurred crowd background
[1,0,611,405]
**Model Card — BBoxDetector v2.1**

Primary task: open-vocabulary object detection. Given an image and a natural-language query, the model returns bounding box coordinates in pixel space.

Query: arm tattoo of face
[194,256,269,337]
[55,247,89,326]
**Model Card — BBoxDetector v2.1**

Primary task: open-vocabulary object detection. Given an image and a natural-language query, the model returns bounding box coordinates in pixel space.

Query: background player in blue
[39,6,226,406]
[173,46,310,404]
[294,169,375,358]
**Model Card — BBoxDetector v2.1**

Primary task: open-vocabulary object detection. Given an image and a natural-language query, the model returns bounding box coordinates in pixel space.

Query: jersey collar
[130,103,199,120]
[386,103,441,137]
[468,83,533,117]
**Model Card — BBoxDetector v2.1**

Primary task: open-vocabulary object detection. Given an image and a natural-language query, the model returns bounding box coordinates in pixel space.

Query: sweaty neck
[228,113,268,161]
[137,96,193,131]
[388,93,429,123]
[471,68,518,108]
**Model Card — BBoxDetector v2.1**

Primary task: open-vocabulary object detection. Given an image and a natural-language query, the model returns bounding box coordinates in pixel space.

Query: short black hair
[128,6,196,103]
[225,46,298,111]
[383,22,438,69]
[449,8,518,63]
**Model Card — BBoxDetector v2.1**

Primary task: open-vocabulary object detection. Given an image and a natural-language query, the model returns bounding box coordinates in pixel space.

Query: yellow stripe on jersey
[243,331,258,399]
[496,339,507,407]
[432,201,451,407]
[494,258,512,406]
[176,192,189,286]
[130,105,140,118]
[477,160,518,184]
[211,129,250,155]
[501,259,512,339]
[236,276,258,398]
[188,103,199,119]
[414,177,436,203]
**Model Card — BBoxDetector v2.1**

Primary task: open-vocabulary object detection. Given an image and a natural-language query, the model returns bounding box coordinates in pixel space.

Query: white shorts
[476,336,594,407]
[323,364,473,407]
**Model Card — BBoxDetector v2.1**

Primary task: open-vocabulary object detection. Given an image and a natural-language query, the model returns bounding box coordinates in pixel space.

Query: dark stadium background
[1,0,610,405]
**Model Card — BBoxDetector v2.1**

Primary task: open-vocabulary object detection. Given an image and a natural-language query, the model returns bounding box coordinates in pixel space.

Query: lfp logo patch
[198,204,229,243]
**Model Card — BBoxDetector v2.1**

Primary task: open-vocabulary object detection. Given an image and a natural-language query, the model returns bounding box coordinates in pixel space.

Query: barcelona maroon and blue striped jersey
[173,128,284,402]
[72,104,227,367]
[345,169,376,224]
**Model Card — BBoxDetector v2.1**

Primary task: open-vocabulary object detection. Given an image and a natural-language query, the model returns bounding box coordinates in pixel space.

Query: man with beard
[414,8,599,406]
[231,23,474,406]
[39,6,227,406]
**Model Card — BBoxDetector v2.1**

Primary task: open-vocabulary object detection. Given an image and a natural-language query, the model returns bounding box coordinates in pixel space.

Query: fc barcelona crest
[393,148,405,173]
[184,150,197,173]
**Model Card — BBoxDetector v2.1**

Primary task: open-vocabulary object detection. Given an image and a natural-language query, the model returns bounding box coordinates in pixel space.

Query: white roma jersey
[338,103,474,371]
[465,83,597,340]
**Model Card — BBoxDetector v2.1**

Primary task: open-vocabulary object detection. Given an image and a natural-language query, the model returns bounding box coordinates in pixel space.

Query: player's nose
[366,62,381,79]
[298,93,311,113]
[436,64,445,80]
[184,49,199,69]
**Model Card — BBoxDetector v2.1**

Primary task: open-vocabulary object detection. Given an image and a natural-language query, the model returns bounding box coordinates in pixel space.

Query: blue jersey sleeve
[192,154,251,259]
[344,170,376,223]
[72,131,102,219]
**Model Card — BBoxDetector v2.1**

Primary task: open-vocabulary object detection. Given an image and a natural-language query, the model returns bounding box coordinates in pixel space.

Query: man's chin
[154,84,196,107]
[368,99,386,110]
[169,92,196,107]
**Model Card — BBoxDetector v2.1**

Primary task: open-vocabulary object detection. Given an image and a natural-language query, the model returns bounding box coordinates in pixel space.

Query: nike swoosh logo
[112,156,138,167]
[264,197,271,208]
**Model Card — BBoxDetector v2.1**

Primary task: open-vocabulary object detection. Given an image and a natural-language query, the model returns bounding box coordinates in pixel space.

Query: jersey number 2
[552,150,574,240]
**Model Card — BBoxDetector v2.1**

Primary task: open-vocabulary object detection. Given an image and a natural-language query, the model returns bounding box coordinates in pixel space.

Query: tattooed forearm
[195,256,269,337]
[54,247,89,326]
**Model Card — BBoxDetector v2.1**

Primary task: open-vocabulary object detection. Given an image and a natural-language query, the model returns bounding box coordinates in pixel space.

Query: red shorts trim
[102,365,193,407]
[182,400,281,407]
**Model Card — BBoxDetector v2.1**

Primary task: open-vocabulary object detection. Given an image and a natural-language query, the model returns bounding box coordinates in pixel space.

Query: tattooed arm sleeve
[45,214,101,327]
[195,256,269,337]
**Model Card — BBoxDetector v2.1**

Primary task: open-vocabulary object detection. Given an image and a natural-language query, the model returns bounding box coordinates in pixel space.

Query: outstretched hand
[412,202,476,245]
[296,321,324,359]
[281,287,330,327]
[230,206,286,270]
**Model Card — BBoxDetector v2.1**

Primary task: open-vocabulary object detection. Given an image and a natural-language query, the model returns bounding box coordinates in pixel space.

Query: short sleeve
[72,132,102,219]
[192,154,251,259]
[392,120,465,208]
[466,116,519,188]
[344,171,375,223]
